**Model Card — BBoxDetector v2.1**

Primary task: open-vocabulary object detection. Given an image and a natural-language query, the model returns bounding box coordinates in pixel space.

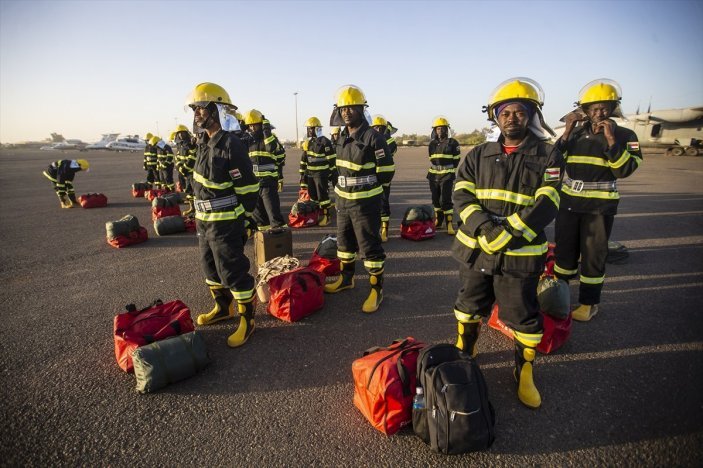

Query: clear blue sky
[1,0,701,143]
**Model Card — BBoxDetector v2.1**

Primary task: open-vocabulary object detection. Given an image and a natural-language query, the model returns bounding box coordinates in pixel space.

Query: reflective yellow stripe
[249,151,275,158]
[264,136,276,144]
[336,159,376,171]
[306,165,329,171]
[476,189,534,206]
[454,309,481,323]
[232,288,255,300]
[334,185,383,200]
[506,213,537,242]
[338,251,356,261]
[562,185,620,200]
[504,242,548,256]
[326,154,337,160]
[194,205,245,222]
[386,137,395,145]
[254,171,279,178]
[235,182,260,195]
[554,264,578,275]
[429,154,455,160]
[535,186,560,208]
[459,204,482,223]
[42,171,58,182]
[428,168,456,174]
[609,150,631,169]
[456,230,478,249]
[580,274,605,285]
[514,331,543,347]
[193,171,233,190]
[363,259,384,269]
[205,279,224,287]
[376,164,395,172]
[566,155,609,167]
[455,181,476,194]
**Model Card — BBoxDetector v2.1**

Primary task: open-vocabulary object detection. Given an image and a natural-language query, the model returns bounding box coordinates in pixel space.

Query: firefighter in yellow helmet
[42,159,89,208]
[328,126,341,188]
[150,135,175,191]
[371,115,397,242]
[324,85,394,313]
[173,124,197,214]
[428,116,461,235]
[143,132,158,188]
[185,82,260,348]
[452,77,564,408]
[262,118,286,192]
[299,116,336,226]
[554,79,642,322]
[243,109,286,230]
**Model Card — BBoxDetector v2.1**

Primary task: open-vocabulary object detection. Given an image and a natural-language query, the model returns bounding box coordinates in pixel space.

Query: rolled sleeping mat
[154,215,186,235]
[106,214,141,239]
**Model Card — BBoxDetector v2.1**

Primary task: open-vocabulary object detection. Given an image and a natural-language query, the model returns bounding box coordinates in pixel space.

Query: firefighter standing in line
[186,82,260,348]
[371,115,397,242]
[329,126,341,188]
[324,85,393,313]
[243,109,286,230]
[299,116,336,227]
[263,118,287,192]
[173,124,197,215]
[152,135,175,191]
[428,116,462,235]
[553,79,642,322]
[42,159,90,208]
[452,77,564,408]
[143,132,158,188]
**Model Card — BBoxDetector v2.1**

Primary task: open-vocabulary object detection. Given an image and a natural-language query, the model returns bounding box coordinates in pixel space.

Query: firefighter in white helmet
[452,77,564,409]
[554,79,642,322]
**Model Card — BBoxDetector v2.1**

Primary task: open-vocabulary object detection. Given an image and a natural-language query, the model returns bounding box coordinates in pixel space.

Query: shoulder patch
[229,168,242,179]
[626,141,640,152]
[374,148,385,160]
[544,167,561,181]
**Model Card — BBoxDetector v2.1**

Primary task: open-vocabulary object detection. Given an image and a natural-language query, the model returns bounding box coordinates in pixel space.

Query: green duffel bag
[151,193,182,209]
[154,215,186,235]
[537,277,570,320]
[106,215,141,239]
[132,331,210,394]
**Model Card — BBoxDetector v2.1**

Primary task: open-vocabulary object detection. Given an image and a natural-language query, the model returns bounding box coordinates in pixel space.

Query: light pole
[294,92,299,148]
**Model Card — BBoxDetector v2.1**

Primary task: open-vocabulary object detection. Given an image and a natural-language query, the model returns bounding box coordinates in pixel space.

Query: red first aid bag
[307,251,341,277]
[107,227,148,248]
[352,337,426,436]
[487,304,572,354]
[78,193,108,208]
[267,267,324,322]
[400,220,436,241]
[113,299,195,372]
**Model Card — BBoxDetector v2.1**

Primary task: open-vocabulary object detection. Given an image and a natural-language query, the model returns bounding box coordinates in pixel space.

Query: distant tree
[453,129,488,146]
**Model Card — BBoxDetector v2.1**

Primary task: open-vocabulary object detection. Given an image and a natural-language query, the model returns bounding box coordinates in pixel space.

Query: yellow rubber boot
[319,209,330,227]
[324,261,355,293]
[514,332,543,409]
[572,304,599,322]
[446,214,456,235]
[361,274,383,313]
[380,221,389,243]
[456,319,481,358]
[182,199,194,217]
[196,287,235,326]
[60,195,73,208]
[227,297,255,348]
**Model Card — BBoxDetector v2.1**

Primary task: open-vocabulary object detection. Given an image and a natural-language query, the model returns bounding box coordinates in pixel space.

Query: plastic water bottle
[412,386,425,410]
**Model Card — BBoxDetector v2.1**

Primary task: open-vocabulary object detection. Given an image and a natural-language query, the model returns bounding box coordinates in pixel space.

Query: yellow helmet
[168,132,176,141]
[243,109,264,125]
[305,116,322,128]
[486,77,544,120]
[186,82,235,109]
[175,124,189,133]
[145,132,153,141]
[577,78,622,106]
[371,115,388,127]
[432,116,450,128]
[77,159,89,170]
[235,111,243,121]
[149,136,160,146]
[330,126,341,135]
[334,84,367,107]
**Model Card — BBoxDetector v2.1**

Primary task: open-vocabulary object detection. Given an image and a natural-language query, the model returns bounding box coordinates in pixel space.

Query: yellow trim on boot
[456,320,481,358]
[318,210,330,227]
[516,360,541,409]
[324,274,354,293]
[196,292,235,326]
[446,215,456,235]
[362,287,383,313]
[572,304,599,322]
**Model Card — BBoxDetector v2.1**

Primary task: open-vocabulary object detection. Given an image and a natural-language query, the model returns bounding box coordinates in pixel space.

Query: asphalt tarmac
[0,145,701,466]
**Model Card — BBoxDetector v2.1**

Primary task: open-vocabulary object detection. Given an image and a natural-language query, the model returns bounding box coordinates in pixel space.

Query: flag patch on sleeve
[627,142,640,152]
[229,168,242,179]
[374,149,385,159]
[544,167,561,181]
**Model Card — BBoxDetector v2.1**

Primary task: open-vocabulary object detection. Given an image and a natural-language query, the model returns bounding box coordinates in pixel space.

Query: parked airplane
[40,133,86,151]
[105,135,146,152]
[85,133,120,150]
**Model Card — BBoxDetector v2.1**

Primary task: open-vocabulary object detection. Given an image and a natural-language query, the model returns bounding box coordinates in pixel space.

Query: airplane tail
[50,133,66,143]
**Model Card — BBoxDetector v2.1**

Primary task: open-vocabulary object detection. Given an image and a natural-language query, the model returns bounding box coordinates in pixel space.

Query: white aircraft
[105,134,146,152]
[40,133,86,151]
[85,133,120,150]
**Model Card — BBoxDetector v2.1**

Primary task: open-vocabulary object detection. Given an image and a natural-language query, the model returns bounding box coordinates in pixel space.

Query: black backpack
[413,344,495,454]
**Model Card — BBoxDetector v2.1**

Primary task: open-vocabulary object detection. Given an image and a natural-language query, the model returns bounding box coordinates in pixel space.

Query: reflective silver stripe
[563,174,617,193]
[431,164,455,171]
[194,195,238,212]
[252,164,277,172]
[337,175,378,188]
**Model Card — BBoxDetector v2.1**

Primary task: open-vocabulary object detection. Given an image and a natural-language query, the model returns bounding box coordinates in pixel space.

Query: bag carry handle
[365,343,424,390]
[362,337,412,356]
[125,299,163,316]
[294,271,322,291]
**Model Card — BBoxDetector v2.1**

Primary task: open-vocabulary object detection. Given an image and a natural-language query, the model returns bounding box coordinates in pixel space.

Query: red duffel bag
[107,227,148,248]
[307,251,340,277]
[78,193,108,208]
[487,304,572,355]
[151,205,181,221]
[400,206,436,241]
[267,267,324,322]
[113,299,195,372]
[144,189,169,201]
[352,337,426,436]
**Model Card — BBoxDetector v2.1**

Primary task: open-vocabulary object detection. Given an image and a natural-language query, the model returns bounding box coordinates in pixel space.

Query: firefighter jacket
[428,137,461,179]
[175,140,197,176]
[334,121,394,207]
[380,132,397,187]
[452,132,564,276]
[156,144,174,170]
[191,130,259,223]
[267,133,286,179]
[248,133,283,181]
[299,136,336,180]
[43,160,80,183]
[556,123,642,216]
[143,144,157,170]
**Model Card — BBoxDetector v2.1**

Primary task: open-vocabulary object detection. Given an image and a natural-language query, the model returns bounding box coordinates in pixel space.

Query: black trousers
[146,167,158,185]
[159,166,174,188]
[307,173,331,209]
[554,210,614,305]
[428,175,454,219]
[253,177,285,229]
[454,263,542,334]
[336,197,385,274]
[380,185,391,222]
[197,218,254,300]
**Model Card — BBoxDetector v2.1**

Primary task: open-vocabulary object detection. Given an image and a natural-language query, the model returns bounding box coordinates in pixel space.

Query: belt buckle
[338,177,346,188]
[571,179,584,193]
